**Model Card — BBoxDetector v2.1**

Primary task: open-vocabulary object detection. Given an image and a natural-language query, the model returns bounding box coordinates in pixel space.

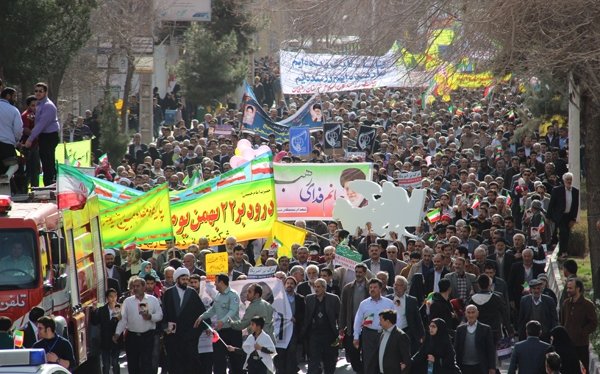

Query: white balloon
[237,139,252,150]
[256,145,271,155]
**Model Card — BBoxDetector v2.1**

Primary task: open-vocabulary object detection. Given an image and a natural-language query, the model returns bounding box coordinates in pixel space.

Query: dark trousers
[247,355,268,374]
[275,332,299,374]
[25,147,40,187]
[38,132,58,186]
[307,333,338,374]
[197,352,213,374]
[343,332,363,373]
[460,364,485,374]
[554,217,572,255]
[165,334,200,374]
[575,345,589,372]
[361,328,380,374]
[101,347,120,374]
[212,328,243,374]
[124,331,154,374]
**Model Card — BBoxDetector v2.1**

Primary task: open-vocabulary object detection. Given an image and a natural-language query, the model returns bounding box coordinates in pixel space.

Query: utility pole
[568,71,581,190]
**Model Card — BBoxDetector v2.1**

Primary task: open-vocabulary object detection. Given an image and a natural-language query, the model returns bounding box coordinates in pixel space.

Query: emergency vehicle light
[0,195,12,214]
[0,348,46,366]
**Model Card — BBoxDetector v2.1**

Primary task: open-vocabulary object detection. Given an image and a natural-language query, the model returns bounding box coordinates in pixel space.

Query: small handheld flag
[13,330,24,348]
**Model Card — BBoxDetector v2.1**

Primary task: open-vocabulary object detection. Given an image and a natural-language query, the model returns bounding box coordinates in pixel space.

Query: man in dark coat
[547,172,579,257]
[508,320,551,374]
[455,305,496,374]
[467,274,513,344]
[363,243,395,286]
[517,278,558,342]
[162,267,207,374]
[303,278,341,374]
[91,288,121,374]
[377,309,411,374]
[507,248,544,310]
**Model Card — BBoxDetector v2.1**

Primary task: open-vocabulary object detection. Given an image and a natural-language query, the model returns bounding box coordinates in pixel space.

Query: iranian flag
[57,163,94,210]
[538,217,545,233]
[483,84,495,99]
[471,195,480,209]
[426,208,441,223]
[99,153,109,167]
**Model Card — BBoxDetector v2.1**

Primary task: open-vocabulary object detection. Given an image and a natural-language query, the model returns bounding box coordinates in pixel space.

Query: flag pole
[202,320,228,347]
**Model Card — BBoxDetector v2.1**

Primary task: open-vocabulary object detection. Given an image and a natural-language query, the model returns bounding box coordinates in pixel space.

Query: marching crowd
[0,70,598,374]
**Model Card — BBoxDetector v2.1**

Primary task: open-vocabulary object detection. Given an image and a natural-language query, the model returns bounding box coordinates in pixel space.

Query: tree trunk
[120,56,134,134]
[582,91,600,297]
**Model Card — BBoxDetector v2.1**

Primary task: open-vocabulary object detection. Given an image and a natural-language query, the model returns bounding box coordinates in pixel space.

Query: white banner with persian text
[280,49,411,94]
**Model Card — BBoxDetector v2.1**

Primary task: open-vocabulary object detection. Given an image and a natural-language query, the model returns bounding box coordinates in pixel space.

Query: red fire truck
[0,194,105,369]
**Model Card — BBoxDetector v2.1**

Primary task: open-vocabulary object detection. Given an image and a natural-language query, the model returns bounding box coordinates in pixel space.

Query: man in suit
[517,278,558,341]
[231,245,252,275]
[424,253,449,295]
[508,320,551,374]
[340,263,370,373]
[104,249,127,296]
[275,276,304,374]
[297,264,320,297]
[127,133,148,165]
[303,278,341,374]
[23,306,45,348]
[182,253,206,276]
[547,172,579,257]
[454,305,496,374]
[162,267,207,374]
[507,248,545,310]
[486,238,515,281]
[483,262,510,308]
[91,288,121,374]
[377,309,411,374]
[387,275,424,354]
[445,257,479,303]
[289,246,319,269]
[363,243,395,286]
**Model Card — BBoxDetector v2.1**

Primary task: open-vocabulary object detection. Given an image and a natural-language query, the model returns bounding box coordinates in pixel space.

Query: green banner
[334,245,363,271]
[100,184,173,248]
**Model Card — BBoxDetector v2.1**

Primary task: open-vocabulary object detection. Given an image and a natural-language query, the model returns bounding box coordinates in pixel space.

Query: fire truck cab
[0,194,105,368]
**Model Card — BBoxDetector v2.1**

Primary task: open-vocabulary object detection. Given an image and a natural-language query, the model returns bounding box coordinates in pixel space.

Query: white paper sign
[248,266,277,279]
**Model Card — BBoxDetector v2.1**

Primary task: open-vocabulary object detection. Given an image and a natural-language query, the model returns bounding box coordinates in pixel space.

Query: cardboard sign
[205,252,229,275]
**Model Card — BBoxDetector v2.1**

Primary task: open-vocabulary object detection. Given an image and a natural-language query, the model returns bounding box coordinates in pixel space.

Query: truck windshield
[0,229,38,289]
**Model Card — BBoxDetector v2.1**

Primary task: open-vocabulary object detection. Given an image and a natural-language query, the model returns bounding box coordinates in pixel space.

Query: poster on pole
[274,163,373,220]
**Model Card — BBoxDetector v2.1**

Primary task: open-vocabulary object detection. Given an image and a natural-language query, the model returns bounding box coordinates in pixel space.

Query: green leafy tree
[177,25,247,106]
[0,0,95,101]
[205,0,257,54]
[99,94,129,166]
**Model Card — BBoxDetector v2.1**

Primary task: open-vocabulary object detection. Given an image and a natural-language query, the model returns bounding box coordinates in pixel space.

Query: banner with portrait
[274,162,373,220]
[278,93,323,129]
[241,82,290,143]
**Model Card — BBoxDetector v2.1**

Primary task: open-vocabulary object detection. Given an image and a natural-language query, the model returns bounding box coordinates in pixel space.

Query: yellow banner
[170,177,277,248]
[205,252,229,275]
[56,140,92,167]
[263,220,307,259]
[100,184,173,248]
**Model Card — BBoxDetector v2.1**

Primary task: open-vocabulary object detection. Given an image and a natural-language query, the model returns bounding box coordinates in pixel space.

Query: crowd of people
[1,68,598,374]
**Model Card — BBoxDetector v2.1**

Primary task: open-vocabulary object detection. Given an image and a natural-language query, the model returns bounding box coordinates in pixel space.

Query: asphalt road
[117,351,512,373]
